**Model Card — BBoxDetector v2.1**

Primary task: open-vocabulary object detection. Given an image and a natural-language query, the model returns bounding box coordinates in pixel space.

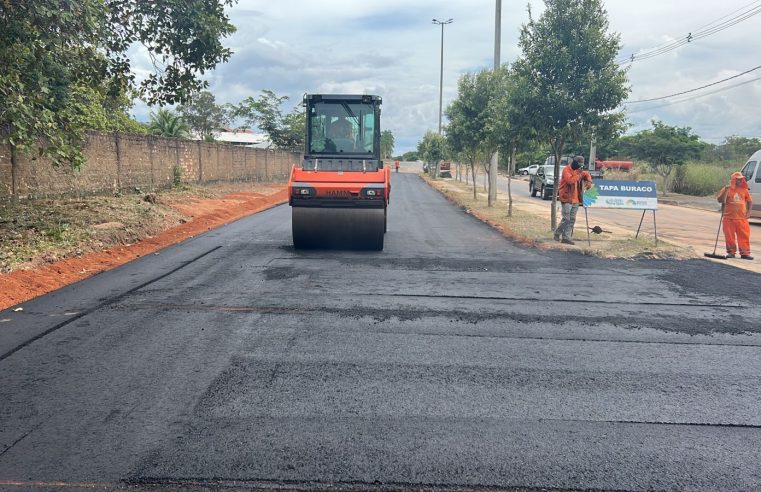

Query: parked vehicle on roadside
[439,160,452,178]
[544,154,604,180]
[543,155,573,169]
[740,150,761,220]
[530,164,566,200]
[518,164,539,175]
[422,161,451,177]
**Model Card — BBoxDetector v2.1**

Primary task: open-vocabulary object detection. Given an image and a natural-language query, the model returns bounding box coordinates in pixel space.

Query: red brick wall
[0,131,299,198]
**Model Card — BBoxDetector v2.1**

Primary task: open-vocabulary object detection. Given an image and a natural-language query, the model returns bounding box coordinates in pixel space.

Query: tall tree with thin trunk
[514,0,629,229]
[235,90,304,151]
[486,66,537,217]
[417,131,447,178]
[178,91,231,141]
[380,130,395,159]
[446,70,495,200]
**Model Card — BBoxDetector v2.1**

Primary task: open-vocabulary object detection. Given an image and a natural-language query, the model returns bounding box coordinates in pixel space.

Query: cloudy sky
[133,0,761,154]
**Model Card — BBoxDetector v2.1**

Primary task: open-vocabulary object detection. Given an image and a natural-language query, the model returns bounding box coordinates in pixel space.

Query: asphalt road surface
[2,173,761,491]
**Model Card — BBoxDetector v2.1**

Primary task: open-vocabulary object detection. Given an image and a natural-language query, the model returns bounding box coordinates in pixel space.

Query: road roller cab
[289,94,389,250]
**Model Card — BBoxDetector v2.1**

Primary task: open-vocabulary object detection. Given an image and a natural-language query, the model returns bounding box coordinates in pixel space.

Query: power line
[623,75,761,114]
[616,1,761,64]
[617,3,761,64]
[624,64,761,103]
[694,0,761,31]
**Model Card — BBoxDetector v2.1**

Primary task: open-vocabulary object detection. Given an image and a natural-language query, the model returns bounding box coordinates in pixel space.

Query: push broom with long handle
[705,188,728,259]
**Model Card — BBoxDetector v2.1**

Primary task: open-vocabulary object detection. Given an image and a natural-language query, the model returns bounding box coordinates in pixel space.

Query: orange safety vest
[718,185,752,220]
[558,166,592,204]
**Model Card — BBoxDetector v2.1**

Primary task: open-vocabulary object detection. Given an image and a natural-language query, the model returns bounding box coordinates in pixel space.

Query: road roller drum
[292,207,385,250]
[288,94,389,250]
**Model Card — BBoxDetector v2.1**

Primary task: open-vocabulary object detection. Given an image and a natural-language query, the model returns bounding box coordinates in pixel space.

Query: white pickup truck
[740,149,761,220]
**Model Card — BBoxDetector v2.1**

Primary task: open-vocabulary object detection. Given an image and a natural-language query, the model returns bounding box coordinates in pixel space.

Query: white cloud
[132,0,761,151]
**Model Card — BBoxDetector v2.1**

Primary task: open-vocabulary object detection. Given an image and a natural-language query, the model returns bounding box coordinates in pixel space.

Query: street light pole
[488,1,501,207]
[432,18,453,135]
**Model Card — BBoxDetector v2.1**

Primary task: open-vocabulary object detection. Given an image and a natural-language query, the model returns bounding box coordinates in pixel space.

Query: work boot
[726,253,736,259]
[561,238,575,245]
[553,233,561,241]
[741,255,754,260]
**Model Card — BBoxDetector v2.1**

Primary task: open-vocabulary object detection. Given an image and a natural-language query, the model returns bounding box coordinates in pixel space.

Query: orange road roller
[288,94,390,250]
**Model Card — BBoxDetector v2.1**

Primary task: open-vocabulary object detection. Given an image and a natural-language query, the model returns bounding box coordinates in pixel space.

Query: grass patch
[0,182,290,310]
[0,182,277,273]
[422,174,692,260]
[672,163,729,196]
[627,162,733,197]
[0,194,179,273]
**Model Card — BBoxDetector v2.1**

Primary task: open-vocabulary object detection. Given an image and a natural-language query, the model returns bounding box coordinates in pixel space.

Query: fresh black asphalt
[2,173,761,491]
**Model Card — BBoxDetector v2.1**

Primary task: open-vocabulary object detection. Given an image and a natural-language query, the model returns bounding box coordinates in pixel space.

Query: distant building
[211,128,272,148]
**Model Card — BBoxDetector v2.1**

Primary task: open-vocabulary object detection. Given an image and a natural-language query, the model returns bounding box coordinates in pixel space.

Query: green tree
[280,106,306,150]
[618,120,705,196]
[564,112,628,160]
[62,84,147,135]
[445,70,495,200]
[402,150,419,161]
[178,91,231,140]
[0,0,236,183]
[235,90,304,150]
[514,0,629,228]
[485,66,540,215]
[380,130,395,159]
[148,109,191,138]
[417,131,447,178]
[709,136,761,165]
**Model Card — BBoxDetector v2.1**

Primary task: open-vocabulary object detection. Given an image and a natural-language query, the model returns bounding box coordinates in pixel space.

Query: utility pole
[432,18,453,135]
[488,0,501,207]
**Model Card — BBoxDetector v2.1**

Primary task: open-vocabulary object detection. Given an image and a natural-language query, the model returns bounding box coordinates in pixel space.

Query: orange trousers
[723,218,751,255]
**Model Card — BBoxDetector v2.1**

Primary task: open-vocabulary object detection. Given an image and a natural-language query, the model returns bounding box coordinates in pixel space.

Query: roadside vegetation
[422,174,691,260]
[0,183,281,274]
[623,162,731,198]
[0,192,181,273]
[1,2,376,197]
[414,0,760,223]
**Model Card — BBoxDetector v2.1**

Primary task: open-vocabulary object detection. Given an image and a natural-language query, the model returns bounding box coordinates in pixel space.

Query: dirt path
[495,174,761,274]
[0,187,287,310]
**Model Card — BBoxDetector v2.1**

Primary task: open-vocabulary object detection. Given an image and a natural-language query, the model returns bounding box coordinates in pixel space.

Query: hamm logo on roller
[325,190,353,198]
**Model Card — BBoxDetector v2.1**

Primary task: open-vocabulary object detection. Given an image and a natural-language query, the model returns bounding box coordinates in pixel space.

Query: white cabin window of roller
[309,101,376,156]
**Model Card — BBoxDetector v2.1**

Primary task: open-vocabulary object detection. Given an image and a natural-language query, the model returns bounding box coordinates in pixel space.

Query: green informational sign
[584,180,658,210]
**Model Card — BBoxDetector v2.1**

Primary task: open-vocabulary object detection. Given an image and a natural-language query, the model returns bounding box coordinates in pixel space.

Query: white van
[740,150,761,220]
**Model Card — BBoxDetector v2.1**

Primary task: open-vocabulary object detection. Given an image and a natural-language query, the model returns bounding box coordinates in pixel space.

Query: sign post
[582,180,659,244]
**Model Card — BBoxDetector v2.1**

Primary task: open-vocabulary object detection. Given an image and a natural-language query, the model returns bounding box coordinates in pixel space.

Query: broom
[704,188,727,259]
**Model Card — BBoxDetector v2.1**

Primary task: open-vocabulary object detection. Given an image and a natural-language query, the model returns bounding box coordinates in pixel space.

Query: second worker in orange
[717,171,753,260]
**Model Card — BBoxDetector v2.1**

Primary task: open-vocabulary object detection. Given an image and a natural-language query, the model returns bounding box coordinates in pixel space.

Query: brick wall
[0,131,299,199]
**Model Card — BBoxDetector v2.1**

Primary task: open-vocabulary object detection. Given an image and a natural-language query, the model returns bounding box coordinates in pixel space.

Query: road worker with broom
[717,171,753,260]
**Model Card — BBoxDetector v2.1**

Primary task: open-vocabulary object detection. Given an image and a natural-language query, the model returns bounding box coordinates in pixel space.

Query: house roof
[212,129,271,148]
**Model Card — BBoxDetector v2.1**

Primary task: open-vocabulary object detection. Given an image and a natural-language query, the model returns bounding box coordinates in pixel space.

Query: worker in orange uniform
[554,156,593,245]
[394,160,400,173]
[717,171,753,260]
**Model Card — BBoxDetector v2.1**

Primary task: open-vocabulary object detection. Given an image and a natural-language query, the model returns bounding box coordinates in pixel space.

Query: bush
[600,162,732,196]
[671,163,729,196]
[172,165,182,188]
